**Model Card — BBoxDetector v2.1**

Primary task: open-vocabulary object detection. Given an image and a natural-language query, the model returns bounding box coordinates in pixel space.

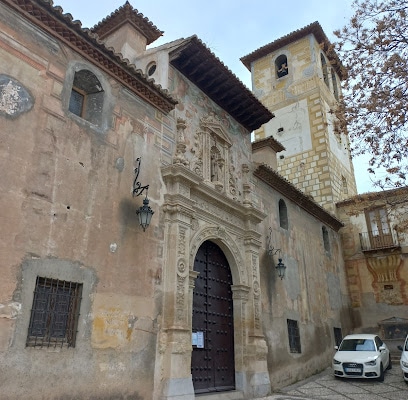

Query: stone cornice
[161,164,203,187]
[161,164,266,228]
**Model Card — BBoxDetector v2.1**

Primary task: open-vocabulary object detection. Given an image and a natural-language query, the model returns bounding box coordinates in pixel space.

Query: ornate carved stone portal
[159,124,270,399]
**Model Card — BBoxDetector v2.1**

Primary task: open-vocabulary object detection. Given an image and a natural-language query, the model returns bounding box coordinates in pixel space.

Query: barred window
[279,199,288,229]
[26,277,82,348]
[287,319,301,353]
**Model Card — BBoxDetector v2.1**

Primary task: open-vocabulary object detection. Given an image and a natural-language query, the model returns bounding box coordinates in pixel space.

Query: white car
[332,333,391,381]
[397,334,408,382]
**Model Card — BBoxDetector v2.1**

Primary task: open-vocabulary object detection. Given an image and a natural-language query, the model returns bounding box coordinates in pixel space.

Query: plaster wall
[0,3,356,399]
[103,24,148,62]
[0,4,269,399]
[255,180,352,389]
[0,5,170,398]
[337,198,408,332]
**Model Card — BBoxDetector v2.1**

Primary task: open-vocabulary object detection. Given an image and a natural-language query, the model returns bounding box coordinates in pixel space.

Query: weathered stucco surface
[0,2,368,400]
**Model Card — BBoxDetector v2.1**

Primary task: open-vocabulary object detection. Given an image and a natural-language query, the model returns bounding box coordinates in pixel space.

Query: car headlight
[365,358,378,366]
[402,360,408,368]
[333,358,341,365]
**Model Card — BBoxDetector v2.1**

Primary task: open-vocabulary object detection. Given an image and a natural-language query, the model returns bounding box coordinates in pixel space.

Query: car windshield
[339,338,376,351]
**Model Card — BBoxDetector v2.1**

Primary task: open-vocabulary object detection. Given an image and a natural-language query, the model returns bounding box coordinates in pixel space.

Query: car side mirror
[334,346,338,350]
[398,345,403,351]
[379,345,386,351]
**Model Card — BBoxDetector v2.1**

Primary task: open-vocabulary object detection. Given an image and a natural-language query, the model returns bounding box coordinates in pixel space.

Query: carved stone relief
[366,255,403,304]
[189,225,247,286]
[252,254,261,330]
[173,118,189,166]
[176,226,189,323]
[0,75,34,118]
[189,113,242,197]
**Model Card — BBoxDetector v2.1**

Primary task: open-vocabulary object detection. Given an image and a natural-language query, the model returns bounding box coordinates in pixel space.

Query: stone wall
[0,4,168,398]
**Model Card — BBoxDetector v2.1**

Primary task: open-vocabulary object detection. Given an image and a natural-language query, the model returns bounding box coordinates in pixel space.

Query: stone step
[196,390,244,400]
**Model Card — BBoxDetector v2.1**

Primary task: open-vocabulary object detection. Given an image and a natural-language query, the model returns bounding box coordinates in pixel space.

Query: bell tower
[241,22,357,213]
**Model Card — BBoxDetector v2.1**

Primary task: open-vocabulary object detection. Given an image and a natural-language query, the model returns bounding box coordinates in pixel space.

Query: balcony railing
[359,231,400,251]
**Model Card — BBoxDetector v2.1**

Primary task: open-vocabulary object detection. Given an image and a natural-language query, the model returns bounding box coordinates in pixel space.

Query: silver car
[332,334,391,381]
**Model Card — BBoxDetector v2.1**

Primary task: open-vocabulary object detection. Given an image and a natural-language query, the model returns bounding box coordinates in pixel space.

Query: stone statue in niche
[210,146,223,183]
[211,152,218,182]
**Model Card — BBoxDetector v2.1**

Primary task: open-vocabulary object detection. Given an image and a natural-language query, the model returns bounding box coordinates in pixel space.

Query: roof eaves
[254,164,344,231]
[169,36,274,132]
[241,21,345,80]
[336,186,408,208]
[91,1,163,45]
[5,0,177,113]
[252,136,285,153]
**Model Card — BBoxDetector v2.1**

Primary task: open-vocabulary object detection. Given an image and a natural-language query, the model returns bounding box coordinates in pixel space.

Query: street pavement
[264,364,407,400]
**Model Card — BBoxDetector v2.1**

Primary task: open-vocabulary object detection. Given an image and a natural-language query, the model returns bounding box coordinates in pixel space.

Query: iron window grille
[26,277,82,348]
[287,319,301,353]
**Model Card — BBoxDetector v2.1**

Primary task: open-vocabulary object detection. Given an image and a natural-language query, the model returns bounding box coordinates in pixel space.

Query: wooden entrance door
[191,241,235,393]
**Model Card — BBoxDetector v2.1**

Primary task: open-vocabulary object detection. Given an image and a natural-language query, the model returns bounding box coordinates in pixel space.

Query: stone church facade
[0,1,405,400]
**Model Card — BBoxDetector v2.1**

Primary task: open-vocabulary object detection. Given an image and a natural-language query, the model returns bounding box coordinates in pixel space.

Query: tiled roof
[241,21,345,80]
[252,136,285,153]
[92,1,163,45]
[336,186,408,207]
[254,163,344,231]
[169,36,274,132]
[4,0,177,113]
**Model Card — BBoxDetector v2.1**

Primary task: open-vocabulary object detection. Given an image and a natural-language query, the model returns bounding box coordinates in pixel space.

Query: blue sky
[54,0,375,193]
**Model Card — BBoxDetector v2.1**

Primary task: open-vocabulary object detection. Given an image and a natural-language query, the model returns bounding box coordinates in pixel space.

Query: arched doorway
[191,240,235,393]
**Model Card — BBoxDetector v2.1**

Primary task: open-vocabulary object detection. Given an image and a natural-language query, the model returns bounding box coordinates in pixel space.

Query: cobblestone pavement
[264,364,407,400]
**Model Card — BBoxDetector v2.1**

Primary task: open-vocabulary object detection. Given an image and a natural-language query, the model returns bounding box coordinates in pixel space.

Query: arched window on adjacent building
[320,54,329,88]
[69,69,104,126]
[279,199,288,229]
[331,70,339,100]
[275,54,288,78]
[322,226,330,254]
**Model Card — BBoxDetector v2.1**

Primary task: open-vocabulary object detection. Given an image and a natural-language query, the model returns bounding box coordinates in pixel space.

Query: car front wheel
[387,355,392,370]
[377,363,384,382]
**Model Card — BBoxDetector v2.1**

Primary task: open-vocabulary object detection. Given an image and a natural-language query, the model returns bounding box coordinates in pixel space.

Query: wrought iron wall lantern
[133,157,154,231]
[267,227,286,279]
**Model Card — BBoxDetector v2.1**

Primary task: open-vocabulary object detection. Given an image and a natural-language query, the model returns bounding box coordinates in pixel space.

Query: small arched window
[69,69,104,126]
[275,54,288,78]
[320,54,329,88]
[322,226,330,254]
[331,70,339,100]
[279,199,288,229]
